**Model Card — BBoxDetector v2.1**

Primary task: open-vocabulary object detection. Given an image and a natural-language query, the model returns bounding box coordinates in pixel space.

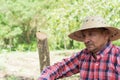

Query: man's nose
[83,36,90,43]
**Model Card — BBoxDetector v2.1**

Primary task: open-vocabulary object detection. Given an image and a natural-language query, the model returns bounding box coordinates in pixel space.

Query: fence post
[36,32,50,72]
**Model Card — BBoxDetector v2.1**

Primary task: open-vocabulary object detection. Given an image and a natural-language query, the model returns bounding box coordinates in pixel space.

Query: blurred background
[0,0,120,80]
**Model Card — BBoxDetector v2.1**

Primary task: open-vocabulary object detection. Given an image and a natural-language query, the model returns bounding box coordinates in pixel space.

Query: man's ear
[104,30,110,40]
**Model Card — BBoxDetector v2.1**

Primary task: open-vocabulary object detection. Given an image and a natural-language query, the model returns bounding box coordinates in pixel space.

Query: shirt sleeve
[38,52,82,80]
[116,52,120,79]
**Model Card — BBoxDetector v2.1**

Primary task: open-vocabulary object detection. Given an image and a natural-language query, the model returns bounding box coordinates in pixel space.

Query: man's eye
[89,33,93,36]
[82,34,85,38]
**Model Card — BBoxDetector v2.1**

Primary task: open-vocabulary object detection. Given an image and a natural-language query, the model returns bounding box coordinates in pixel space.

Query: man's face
[81,28,109,53]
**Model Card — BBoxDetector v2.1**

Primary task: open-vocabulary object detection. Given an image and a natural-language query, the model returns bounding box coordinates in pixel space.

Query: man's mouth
[86,44,93,47]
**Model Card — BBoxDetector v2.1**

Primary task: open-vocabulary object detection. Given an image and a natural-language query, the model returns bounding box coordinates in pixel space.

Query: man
[38,16,120,80]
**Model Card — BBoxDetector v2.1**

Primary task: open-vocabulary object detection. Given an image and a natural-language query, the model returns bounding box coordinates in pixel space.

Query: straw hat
[68,16,120,42]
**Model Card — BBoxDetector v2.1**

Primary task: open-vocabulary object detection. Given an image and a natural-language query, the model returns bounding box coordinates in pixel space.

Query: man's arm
[116,53,120,80]
[38,52,82,80]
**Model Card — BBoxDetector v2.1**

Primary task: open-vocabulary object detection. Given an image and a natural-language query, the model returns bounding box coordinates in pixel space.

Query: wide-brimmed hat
[68,16,120,42]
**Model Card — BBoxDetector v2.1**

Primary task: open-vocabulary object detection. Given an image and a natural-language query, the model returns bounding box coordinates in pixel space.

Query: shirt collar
[84,42,113,60]
[85,42,112,55]
[96,42,112,55]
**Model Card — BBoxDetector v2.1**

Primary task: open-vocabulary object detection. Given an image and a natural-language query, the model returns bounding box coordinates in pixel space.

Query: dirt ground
[0,50,79,80]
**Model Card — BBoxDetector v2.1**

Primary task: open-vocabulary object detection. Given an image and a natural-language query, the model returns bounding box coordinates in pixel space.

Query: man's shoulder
[112,44,120,50]
[74,49,88,58]
[76,48,87,54]
[111,44,120,56]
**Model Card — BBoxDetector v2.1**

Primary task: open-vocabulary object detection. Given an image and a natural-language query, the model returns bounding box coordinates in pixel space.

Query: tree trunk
[36,32,50,72]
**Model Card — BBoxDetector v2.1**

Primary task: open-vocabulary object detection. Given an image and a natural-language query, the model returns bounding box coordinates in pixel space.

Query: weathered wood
[36,32,50,72]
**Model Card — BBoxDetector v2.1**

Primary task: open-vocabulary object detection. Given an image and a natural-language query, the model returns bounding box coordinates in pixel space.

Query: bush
[0,0,120,52]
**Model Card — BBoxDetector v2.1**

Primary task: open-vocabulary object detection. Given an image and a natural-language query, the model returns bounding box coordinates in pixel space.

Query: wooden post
[36,32,50,72]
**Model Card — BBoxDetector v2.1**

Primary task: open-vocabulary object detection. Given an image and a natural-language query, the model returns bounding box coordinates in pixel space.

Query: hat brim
[68,27,120,42]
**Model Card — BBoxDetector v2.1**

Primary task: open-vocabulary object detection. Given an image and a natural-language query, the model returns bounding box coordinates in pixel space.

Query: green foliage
[0,0,120,52]
[113,40,120,46]
[6,75,18,80]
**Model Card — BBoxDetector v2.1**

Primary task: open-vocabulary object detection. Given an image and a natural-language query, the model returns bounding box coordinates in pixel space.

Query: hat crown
[81,16,108,30]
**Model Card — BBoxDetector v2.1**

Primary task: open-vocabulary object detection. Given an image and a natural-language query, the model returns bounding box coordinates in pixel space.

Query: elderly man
[38,16,120,80]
